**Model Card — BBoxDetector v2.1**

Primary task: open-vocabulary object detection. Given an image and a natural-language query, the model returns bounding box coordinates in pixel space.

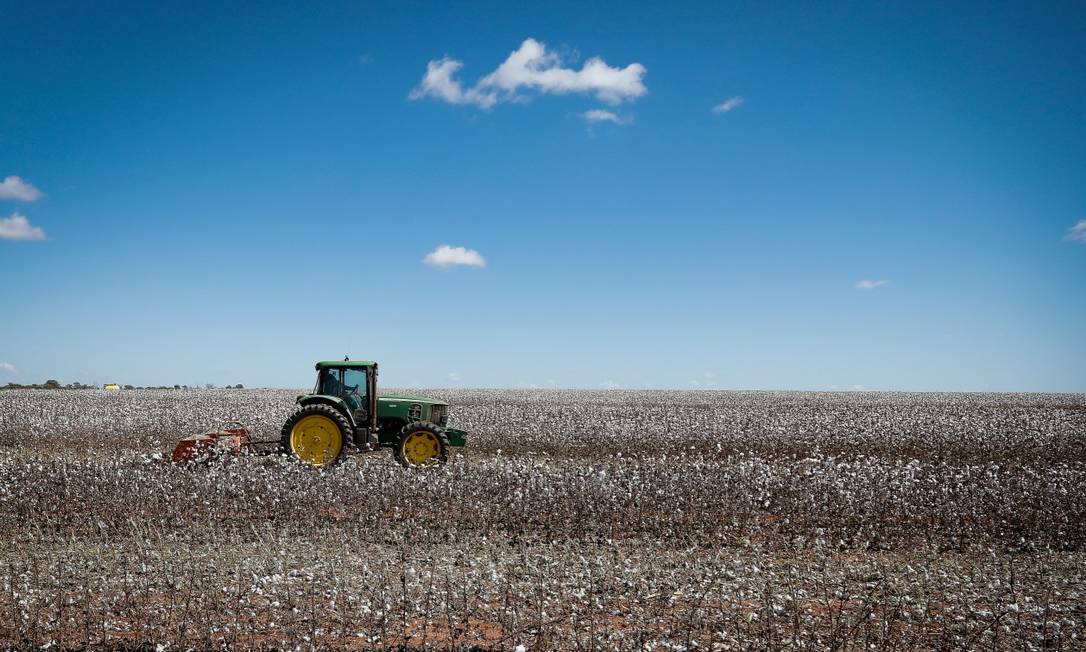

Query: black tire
[393,421,450,469]
[279,404,351,468]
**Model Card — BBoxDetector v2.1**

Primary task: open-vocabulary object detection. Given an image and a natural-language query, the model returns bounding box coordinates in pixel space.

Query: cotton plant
[0,388,1083,648]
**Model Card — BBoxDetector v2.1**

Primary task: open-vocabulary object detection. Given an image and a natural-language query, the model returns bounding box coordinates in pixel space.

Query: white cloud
[712,96,744,114]
[410,38,647,109]
[447,371,463,383]
[480,39,646,104]
[0,213,46,241]
[0,362,15,374]
[581,109,631,125]
[1065,219,1086,243]
[855,279,888,290]
[690,371,718,388]
[423,244,486,269]
[408,58,498,109]
[0,176,43,202]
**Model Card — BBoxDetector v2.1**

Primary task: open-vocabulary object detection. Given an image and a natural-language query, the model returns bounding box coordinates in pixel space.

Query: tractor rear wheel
[280,404,350,468]
[394,421,450,469]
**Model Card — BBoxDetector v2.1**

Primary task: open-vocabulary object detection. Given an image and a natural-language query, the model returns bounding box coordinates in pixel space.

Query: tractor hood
[377,394,447,406]
[376,394,449,425]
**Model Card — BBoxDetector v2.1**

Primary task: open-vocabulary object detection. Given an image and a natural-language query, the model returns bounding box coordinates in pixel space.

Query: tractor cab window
[317,368,342,396]
[342,368,368,412]
[316,366,368,415]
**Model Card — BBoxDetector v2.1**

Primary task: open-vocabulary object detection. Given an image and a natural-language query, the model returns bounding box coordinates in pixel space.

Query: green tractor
[280,359,467,468]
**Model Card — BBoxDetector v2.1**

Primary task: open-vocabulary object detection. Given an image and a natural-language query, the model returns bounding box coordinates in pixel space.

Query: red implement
[172,423,251,464]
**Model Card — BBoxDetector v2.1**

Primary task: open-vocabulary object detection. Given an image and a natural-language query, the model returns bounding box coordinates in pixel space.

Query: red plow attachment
[172,422,256,464]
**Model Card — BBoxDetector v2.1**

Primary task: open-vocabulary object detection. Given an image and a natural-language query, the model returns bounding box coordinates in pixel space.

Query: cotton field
[0,389,1084,650]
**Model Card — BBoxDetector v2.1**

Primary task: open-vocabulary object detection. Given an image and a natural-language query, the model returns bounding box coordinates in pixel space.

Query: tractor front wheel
[280,404,350,468]
[394,421,450,469]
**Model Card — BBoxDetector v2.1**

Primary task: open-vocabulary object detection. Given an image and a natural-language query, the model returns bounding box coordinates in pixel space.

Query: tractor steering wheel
[344,385,364,408]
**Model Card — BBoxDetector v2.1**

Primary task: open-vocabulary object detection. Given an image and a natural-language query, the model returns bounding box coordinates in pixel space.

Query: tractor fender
[445,427,468,447]
[296,395,356,428]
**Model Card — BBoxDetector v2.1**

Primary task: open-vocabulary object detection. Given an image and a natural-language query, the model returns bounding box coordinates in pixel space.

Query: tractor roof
[315,360,376,369]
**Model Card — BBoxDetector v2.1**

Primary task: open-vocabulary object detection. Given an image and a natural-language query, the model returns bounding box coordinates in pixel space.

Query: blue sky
[2,1,1084,391]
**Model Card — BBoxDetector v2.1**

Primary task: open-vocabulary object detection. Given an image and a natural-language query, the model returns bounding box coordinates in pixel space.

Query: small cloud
[0,212,46,241]
[447,371,463,382]
[711,96,744,114]
[581,109,631,125]
[855,279,888,290]
[423,244,486,269]
[0,176,43,202]
[409,57,498,108]
[690,371,718,389]
[1065,219,1086,244]
[410,38,647,109]
[0,362,15,374]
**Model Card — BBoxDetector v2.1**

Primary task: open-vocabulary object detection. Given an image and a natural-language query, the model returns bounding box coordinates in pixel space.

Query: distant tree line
[2,382,245,390]
[3,380,90,390]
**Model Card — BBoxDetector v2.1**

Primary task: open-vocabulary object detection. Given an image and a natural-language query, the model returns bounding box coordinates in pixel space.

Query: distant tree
[123,385,134,390]
[205,383,215,390]
[173,384,181,390]
[234,383,244,389]
[43,379,61,390]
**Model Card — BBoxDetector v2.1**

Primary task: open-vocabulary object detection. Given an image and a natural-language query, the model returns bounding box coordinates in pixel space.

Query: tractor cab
[314,364,373,422]
[291,360,380,453]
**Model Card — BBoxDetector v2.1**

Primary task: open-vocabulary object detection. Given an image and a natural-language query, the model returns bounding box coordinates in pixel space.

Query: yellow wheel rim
[290,414,343,467]
[402,430,441,467]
